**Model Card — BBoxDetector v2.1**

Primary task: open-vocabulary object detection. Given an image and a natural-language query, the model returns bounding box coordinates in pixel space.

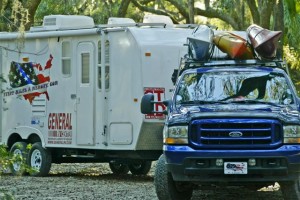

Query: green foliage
[0,190,14,200]
[0,144,34,175]
[0,145,12,173]
[283,0,300,50]
[35,0,143,25]
[10,0,29,31]
[283,46,300,95]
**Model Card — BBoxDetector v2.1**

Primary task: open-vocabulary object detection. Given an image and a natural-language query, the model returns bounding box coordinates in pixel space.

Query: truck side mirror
[141,93,155,114]
[171,69,178,85]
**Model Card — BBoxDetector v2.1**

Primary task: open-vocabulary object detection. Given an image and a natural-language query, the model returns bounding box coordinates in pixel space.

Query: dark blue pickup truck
[141,59,300,200]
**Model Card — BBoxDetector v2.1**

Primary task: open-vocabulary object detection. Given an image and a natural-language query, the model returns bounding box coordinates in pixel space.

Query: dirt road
[0,163,284,200]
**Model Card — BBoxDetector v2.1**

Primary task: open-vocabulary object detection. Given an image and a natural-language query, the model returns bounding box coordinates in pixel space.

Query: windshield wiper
[180,100,230,105]
[230,99,282,107]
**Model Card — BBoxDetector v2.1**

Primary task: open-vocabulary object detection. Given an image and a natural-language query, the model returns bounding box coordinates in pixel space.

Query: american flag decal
[8,54,53,104]
[9,62,39,88]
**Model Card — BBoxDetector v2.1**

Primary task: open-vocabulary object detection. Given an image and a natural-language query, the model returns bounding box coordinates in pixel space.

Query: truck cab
[141,59,300,200]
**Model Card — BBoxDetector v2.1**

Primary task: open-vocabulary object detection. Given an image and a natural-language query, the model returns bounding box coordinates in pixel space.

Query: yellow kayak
[213,32,254,59]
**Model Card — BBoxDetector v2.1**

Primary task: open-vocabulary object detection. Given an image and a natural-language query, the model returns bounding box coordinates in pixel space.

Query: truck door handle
[71,94,76,99]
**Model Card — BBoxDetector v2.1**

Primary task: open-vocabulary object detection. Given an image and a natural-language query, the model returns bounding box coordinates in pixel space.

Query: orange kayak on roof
[213,32,254,59]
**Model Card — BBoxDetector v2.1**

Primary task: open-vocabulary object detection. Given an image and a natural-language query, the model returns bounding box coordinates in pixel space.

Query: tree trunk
[246,0,260,24]
[259,0,276,28]
[274,0,284,58]
[117,0,131,17]
[24,0,42,30]
[188,0,194,24]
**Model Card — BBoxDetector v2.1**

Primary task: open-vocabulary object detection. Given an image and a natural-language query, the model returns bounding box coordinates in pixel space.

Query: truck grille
[190,119,282,149]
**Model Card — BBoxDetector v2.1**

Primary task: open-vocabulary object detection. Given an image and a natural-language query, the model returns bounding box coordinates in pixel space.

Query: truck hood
[168,104,300,125]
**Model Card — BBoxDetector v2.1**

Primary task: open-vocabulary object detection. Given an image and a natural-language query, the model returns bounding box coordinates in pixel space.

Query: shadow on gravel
[49,172,154,182]
[192,186,283,200]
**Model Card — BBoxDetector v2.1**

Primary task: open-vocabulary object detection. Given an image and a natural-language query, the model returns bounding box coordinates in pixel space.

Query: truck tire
[129,161,152,175]
[109,162,129,175]
[280,178,300,200]
[154,154,193,200]
[28,142,52,177]
[10,142,28,175]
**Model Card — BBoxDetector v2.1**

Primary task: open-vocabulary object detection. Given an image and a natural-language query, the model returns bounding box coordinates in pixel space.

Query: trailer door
[76,42,95,145]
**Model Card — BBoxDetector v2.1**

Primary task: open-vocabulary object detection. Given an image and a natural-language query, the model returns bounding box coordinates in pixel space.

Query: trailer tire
[109,162,129,175]
[10,142,28,175]
[154,154,193,200]
[28,142,52,177]
[280,178,300,200]
[129,161,152,175]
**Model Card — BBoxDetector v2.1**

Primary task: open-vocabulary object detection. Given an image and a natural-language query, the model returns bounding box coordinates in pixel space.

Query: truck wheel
[10,142,28,175]
[109,162,129,175]
[154,154,193,200]
[280,178,300,200]
[28,142,52,177]
[129,161,152,175]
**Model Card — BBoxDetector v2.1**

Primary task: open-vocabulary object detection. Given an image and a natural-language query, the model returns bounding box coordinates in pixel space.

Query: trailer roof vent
[143,14,174,28]
[107,17,136,25]
[32,15,95,31]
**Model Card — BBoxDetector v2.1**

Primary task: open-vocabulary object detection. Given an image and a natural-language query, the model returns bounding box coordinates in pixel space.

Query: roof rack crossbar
[177,59,288,75]
[184,59,285,67]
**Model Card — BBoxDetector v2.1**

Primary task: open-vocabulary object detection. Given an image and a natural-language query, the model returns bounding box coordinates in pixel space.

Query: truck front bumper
[165,145,300,184]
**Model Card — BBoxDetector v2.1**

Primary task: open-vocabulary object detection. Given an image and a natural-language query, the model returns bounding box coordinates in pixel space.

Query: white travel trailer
[0,15,193,176]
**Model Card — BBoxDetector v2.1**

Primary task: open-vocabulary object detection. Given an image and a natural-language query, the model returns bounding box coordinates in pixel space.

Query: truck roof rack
[175,58,289,80]
[184,58,286,68]
[171,58,289,85]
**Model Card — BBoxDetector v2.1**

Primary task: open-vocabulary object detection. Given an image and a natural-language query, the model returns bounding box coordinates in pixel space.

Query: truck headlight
[163,125,188,144]
[283,125,300,143]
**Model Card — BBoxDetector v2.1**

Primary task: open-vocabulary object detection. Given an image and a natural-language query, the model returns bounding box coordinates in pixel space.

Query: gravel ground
[0,163,284,200]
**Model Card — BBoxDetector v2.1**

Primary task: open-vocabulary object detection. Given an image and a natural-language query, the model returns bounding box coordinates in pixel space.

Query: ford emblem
[229,131,243,137]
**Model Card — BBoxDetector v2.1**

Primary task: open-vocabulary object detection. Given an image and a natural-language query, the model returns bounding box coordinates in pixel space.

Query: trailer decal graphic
[6,54,56,104]
[48,113,72,144]
[144,87,166,119]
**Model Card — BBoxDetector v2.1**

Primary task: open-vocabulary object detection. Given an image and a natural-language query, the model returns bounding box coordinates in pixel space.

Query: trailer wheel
[109,162,129,175]
[28,142,52,177]
[280,177,300,200]
[129,161,152,175]
[154,154,193,200]
[10,142,28,175]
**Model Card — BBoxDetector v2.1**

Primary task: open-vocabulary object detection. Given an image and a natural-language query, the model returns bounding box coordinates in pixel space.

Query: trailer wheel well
[7,133,23,149]
[7,133,41,149]
[28,134,41,144]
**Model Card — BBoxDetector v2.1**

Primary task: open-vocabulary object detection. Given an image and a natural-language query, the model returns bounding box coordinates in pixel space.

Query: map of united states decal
[8,54,54,104]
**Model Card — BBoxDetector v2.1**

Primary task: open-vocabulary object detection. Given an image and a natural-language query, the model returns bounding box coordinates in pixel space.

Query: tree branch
[165,0,189,22]
[130,0,180,23]
[194,7,239,30]
[246,0,260,24]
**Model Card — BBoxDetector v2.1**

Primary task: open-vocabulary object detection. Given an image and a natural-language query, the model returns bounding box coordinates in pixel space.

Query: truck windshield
[176,71,294,105]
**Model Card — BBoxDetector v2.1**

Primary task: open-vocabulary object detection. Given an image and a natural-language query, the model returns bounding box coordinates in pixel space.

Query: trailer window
[98,41,101,89]
[98,40,110,89]
[105,40,110,90]
[62,41,71,76]
[81,53,90,83]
